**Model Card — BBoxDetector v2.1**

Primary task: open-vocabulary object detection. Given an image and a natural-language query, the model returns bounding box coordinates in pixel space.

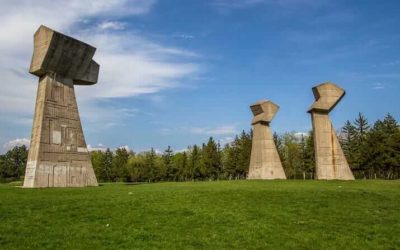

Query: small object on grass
[106,224,110,227]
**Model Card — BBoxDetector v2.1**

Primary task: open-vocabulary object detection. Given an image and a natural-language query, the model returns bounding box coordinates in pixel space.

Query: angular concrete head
[308,82,345,113]
[29,25,99,85]
[250,100,279,125]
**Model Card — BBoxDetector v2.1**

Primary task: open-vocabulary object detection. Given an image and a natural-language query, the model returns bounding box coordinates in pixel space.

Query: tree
[236,130,252,179]
[91,150,104,181]
[143,148,158,182]
[100,148,113,182]
[340,120,357,168]
[163,146,176,181]
[202,137,221,180]
[359,114,399,179]
[171,152,188,181]
[303,131,315,179]
[187,145,203,180]
[0,146,28,182]
[354,112,370,141]
[222,143,239,180]
[281,133,302,179]
[112,148,130,182]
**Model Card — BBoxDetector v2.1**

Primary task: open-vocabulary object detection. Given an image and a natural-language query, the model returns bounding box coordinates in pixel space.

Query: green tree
[0,145,28,182]
[187,145,203,180]
[112,148,130,182]
[171,152,188,181]
[202,137,221,180]
[304,131,315,179]
[163,146,176,181]
[281,133,302,179]
[359,114,399,179]
[340,120,357,168]
[100,148,113,182]
[143,148,158,182]
[222,143,239,180]
[236,130,252,179]
[91,150,104,181]
[354,112,370,141]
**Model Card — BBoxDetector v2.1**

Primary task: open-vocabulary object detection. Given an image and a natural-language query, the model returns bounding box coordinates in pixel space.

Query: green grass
[0,181,399,249]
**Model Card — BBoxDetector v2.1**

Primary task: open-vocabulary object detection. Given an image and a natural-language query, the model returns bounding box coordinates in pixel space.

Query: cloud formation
[3,138,30,151]
[211,0,265,9]
[371,82,385,90]
[189,125,238,135]
[0,0,201,130]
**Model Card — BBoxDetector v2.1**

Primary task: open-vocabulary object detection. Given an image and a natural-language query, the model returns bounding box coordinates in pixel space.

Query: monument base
[23,74,98,188]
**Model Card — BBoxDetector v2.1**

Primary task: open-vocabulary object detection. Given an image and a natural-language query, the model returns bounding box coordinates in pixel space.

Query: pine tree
[222,143,239,180]
[353,113,370,173]
[354,113,370,140]
[340,120,357,168]
[304,131,315,179]
[273,132,285,167]
[202,137,220,180]
[298,134,307,180]
[359,114,399,179]
[237,130,252,179]
[163,146,174,181]
[188,145,202,180]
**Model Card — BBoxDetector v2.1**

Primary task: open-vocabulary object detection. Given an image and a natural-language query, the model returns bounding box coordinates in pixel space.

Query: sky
[0,0,399,153]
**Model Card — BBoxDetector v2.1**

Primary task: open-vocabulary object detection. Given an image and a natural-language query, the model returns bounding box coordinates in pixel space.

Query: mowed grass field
[0,181,399,249]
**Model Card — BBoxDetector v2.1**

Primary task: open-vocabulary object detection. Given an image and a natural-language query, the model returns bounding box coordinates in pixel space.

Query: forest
[1,113,399,183]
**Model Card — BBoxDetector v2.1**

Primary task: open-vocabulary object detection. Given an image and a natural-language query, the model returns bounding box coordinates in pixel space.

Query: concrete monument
[23,25,99,187]
[248,100,286,179]
[308,82,354,180]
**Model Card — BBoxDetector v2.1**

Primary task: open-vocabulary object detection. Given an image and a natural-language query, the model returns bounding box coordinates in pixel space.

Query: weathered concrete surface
[23,25,98,188]
[248,100,286,180]
[308,82,354,180]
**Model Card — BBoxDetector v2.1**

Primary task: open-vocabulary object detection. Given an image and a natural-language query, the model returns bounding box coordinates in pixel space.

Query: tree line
[0,113,399,183]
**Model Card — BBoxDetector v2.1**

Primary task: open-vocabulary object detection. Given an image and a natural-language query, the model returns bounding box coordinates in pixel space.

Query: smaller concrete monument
[248,100,286,179]
[308,82,355,180]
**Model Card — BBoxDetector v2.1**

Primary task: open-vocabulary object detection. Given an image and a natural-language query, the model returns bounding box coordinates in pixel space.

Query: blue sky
[0,0,399,153]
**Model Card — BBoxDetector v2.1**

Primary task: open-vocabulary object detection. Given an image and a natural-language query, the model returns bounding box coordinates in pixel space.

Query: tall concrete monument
[23,25,99,188]
[308,82,354,180]
[248,100,286,179]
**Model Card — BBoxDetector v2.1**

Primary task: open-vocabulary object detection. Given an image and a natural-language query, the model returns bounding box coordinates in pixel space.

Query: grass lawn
[0,180,399,249]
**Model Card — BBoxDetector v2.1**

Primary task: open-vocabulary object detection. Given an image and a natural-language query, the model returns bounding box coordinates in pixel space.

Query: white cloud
[189,125,238,135]
[0,0,201,135]
[212,0,265,9]
[97,21,126,30]
[3,138,30,150]
[160,124,238,136]
[175,148,189,153]
[87,143,108,152]
[293,132,309,140]
[219,136,235,145]
[173,34,195,39]
[371,82,385,90]
[118,145,131,151]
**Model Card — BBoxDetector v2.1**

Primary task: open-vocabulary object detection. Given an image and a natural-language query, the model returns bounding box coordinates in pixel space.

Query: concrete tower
[308,82,354,180]
[248,100,286,179]
[23,25,99,187]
